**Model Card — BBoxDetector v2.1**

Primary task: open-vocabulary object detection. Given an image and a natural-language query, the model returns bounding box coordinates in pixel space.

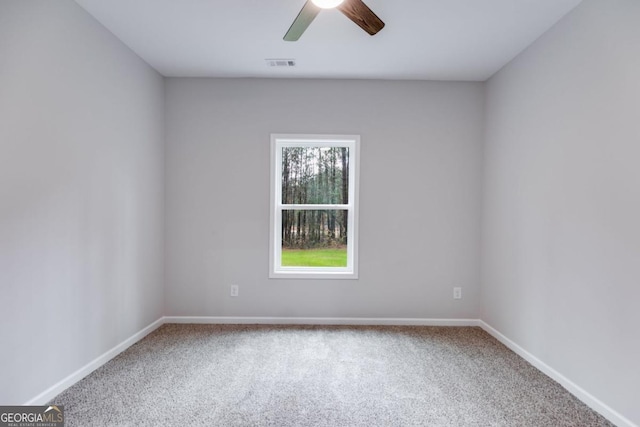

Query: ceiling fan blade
[284,1,321,41]
[337,0,385,36]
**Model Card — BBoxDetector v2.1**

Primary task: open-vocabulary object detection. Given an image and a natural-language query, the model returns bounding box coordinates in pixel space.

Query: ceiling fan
[284,0,385,41]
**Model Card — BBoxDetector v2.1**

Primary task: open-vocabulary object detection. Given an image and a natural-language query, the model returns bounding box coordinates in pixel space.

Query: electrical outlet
[453,287,462,300]
[230,284,239,297]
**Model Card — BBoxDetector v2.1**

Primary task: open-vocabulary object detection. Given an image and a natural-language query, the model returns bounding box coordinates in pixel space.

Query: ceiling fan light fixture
[284,0,385,41]
[311,0,344,9]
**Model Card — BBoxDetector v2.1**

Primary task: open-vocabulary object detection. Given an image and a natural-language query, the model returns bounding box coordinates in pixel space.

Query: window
[270,134,359,279]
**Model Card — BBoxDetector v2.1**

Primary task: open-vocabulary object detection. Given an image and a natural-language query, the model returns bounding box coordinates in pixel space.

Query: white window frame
[270,134,360,279]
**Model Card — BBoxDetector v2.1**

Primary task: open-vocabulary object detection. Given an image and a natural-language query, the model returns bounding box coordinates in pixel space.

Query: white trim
[163,316,481,327]
[25,315,635,427]
[479,320,637,427]
[25,318,164,405]
[277,204,349,210]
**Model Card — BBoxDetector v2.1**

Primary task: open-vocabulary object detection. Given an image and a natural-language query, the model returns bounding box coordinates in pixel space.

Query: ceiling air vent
[266,59,296,68]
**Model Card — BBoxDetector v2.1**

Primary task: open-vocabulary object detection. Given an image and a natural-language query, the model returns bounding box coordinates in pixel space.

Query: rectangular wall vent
[266,59,296,67]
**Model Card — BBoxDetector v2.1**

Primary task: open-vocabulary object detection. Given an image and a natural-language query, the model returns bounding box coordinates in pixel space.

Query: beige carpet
[51,324,613,426]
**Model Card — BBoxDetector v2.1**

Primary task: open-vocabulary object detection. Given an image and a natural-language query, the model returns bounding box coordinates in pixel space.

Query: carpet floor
[51,324,614,426]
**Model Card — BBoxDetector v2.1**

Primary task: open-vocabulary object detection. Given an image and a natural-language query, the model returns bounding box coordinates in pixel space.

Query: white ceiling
[74,0,583,81]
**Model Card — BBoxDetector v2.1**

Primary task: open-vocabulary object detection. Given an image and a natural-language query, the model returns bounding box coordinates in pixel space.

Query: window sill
[269,269,358,280]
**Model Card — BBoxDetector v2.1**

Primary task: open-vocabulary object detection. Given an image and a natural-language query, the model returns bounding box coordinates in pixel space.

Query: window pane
[281,209,348,267]
[281,147,349,205]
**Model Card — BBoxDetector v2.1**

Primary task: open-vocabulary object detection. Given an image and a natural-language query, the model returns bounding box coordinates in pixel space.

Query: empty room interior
[1,0,638,425]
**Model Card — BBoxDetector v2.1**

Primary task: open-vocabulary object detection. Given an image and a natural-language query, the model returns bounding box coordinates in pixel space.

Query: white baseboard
[163,316,481,327]
[479,320,637,427]
[25,317,164,406]
[25,315,635,427]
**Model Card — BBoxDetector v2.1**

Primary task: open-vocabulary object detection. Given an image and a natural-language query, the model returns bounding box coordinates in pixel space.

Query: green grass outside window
[281,248,347,267]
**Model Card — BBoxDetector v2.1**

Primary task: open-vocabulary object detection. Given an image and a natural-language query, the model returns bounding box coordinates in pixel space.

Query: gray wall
[165,78,484,319]
[0,1,165,404]
[482,0,640,424]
